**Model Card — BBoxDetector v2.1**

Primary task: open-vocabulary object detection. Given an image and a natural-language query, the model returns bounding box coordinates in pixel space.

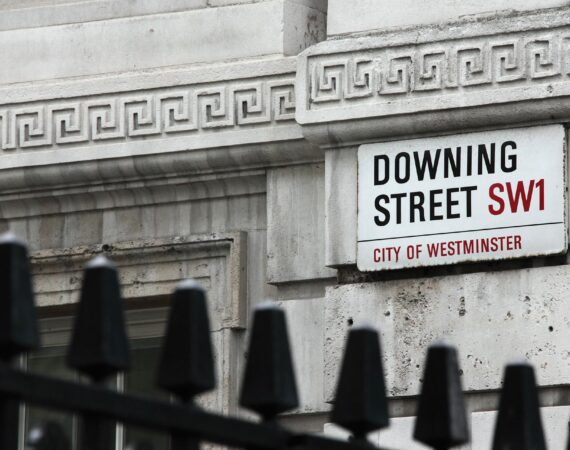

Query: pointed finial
[25,422,70,450]
[492,360,546,450]
[157,280,215,401]
[331,325,389,440]
[0,232,39,361]
[67,255,129,381]
[240,301,298,421]
[413,341,469,449]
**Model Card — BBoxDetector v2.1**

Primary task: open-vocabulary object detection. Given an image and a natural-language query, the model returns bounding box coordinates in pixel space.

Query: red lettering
[506,180,535,213]
[374,249,381,262]
[536,179,545,210]
[427,243,439,257]
[488,183,505,215]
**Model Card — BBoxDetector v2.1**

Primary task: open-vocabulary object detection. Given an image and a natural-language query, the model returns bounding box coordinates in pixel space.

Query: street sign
[357,125,567,271]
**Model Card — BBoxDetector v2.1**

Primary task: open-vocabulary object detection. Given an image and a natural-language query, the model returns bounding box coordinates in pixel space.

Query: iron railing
[0,233,553,450]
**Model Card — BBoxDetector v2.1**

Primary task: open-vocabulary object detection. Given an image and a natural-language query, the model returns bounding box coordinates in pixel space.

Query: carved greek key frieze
[308,32,570,107]
[0,80,295,151]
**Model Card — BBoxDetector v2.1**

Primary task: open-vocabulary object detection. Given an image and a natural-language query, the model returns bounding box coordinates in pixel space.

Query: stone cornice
[296,8,570,146]
[0,57,298,166]
[0,56,322,194]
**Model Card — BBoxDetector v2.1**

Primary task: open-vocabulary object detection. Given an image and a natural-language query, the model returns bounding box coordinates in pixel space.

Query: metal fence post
[413,342,469,450]
[492,360,546,450]
[239,301,299,425]
[330,324,389,445]
[67,256,129,450]
[240,298,300,448]
[0,233,39,450]
[0,234,565,450]
[157,280,216,450]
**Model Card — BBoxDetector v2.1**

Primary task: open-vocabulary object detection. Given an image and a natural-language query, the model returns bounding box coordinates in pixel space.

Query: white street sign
[357,125,567,271]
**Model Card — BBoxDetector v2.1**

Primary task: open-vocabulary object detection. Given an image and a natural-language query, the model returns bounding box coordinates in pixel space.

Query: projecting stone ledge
[296,7,570,146]
[0,56,321,194]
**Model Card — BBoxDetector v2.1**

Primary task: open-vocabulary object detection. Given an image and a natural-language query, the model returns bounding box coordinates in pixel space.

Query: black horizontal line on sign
[357,222,565,243]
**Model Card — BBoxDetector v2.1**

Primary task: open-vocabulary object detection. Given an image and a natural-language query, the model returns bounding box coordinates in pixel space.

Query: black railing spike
[67,255,128,450]
[25,422,70,450]
[0,232,39,361]
[330,323,389,442]
[0,233,38,450]
[492,359,546,450]
[413,340,469,450]
[67,255,129,381]
[158,280,215,450]
[157,279,216,402]
[240,300,299,422]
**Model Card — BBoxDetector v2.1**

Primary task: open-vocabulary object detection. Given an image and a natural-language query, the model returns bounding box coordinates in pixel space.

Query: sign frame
[357,125,568,271]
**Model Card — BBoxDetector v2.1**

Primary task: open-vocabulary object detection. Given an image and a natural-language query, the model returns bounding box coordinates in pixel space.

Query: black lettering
[444,147,461,178]
[461,185,478,217]
[390,193,406,224]
[413,149,441,181]
[446,188,460,219]
[478,143,496,175]
[394,153,410,184]
[374,195,390,226]
[466,145,473,176]
[409,191,425,223]
[501,141,517,173]
[374,155,390,185]
[430,189,443,220]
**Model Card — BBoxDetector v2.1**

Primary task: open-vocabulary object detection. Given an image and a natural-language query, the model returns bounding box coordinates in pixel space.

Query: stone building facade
[2,1,570,448]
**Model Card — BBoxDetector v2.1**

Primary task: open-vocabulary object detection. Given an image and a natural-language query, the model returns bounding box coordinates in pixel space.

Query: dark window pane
[26,347,76,447]
[123,338,169,450]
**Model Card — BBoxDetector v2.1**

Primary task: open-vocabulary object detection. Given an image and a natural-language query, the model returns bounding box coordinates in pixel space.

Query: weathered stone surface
[324,267,570,401]
[324,147,357,267]
[1,176,266,241]
[327,0,569,36]
[279,297,329,414]
[267,163,335,283]
[30,233,247,329]
[0,0,207,30]
[0,0,325,86]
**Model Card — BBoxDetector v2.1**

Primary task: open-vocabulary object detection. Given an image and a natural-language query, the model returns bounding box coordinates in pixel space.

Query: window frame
[20,305,170,450]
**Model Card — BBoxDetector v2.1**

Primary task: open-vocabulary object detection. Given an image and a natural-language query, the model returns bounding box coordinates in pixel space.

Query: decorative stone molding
[308,34,565,106]
[0,57,321,194]
[0,174,266,219]
[296,8,570,145]
[0,59,297,169]
[30,232,248,330]
[0,81,294,152]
